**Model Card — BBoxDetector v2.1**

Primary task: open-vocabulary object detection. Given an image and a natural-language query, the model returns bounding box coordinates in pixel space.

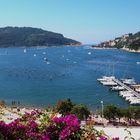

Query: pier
[112,78,140,98]
[97,76,140,105]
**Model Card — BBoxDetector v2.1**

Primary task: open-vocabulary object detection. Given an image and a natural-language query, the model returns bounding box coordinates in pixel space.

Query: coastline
[92,47,117,50]
[92,46,140,53]
[121,48,140,53]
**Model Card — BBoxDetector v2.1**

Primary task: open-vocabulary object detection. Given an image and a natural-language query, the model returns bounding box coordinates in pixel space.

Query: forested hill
[95,31,140,50]
[0,27,81,47]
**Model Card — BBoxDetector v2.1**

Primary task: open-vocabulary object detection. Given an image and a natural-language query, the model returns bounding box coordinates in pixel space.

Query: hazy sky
[0,0,140,44]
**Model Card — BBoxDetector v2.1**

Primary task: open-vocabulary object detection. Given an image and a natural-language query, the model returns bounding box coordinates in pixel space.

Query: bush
[71,104,90,120]
[55,99,74,115]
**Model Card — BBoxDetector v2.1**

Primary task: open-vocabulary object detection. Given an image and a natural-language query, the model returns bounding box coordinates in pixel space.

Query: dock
[113,78,140,98]
[97,76,140,105]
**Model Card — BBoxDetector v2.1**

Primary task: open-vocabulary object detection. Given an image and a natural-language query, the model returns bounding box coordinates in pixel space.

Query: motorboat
[119,91,132,97]
[125,96,136,101]
[122,93,133,98]
[111,86,125,91]
[136,62,140,65]
[130,99,140,105]
[101,81,117,86]
[121,78,136,85]
[97,76,115,82]
[135,88,140,92]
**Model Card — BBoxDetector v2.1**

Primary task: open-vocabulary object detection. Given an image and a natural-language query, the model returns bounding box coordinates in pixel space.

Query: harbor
[98,76,140,105]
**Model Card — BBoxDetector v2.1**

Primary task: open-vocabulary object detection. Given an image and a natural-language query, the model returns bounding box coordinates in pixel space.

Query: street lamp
[100,101,104,118]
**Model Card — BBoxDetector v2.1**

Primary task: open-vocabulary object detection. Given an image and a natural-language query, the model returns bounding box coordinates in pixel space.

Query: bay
[0,46,140,110]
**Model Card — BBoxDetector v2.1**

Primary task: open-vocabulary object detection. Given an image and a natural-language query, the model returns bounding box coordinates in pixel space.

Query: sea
[0,46,140,110]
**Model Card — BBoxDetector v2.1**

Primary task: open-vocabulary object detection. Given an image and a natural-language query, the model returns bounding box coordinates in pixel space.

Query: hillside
[0,27,81,47]
[95,31,140,51]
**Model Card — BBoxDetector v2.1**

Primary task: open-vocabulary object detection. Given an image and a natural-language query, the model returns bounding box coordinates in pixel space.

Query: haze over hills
[0,27,81,47]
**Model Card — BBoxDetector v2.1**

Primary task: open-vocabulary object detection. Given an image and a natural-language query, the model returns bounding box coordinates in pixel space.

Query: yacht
[135,88,140,92]
[97,76,115,82]
[119,91,132,96]
[101,81,117,86]
[130,99,140,105]
[121,78,136,85]
[111,86,125,91]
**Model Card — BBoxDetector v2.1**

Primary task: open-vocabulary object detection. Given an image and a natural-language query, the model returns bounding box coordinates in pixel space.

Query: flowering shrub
[0,110,119,140]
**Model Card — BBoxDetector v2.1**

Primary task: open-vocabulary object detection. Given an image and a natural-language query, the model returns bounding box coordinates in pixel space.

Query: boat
[126,96,138,102]
[121,78,136,85]
[97,76,115,82]
[23,49,27,53]
[122,93,133,98]
[44,57,48,61]
[119,91,132,96]
[136,62,140,65]
[135,88,140,92]
[88,52,91,55]
[125,95,136,101]
[130,99,140,105]
[101,81,117,86]
[111,86,125,91]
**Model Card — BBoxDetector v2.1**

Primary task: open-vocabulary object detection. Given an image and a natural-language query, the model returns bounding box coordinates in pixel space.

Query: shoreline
[92,46,140,53]
[121,48,140,53]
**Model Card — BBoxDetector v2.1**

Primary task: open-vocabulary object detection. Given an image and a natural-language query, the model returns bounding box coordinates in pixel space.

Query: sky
[0,0,140,44]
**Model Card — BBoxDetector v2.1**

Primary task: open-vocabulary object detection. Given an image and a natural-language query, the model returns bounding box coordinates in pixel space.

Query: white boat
[135,88,140,92]
[119,91,132,96]
[101,81,117,86]
[23,49,27,53]
[111,86,125,91]
[97,76,115,82]
[44,57,48,61]
[136,62,140,65]
[122,78,136,85]
[125,96,136,101]
[122,93,133,98]
[130,99,140,105]
[127,97,139,102]
[88,52,91,55]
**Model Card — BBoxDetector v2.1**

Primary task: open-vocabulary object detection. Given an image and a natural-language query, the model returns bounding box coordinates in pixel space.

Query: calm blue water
[0,46,140,110]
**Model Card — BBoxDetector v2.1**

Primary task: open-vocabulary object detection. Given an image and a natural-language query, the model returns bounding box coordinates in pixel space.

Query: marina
[98,76,140,105]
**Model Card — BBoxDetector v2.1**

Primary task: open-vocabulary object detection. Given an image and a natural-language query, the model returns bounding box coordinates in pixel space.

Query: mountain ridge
[0,26,81,47]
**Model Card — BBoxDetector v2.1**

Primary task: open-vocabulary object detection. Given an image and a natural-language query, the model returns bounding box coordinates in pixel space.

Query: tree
[103,105,118,122]
[55,99,74,115]
[116,107,124,123]
[71,104,90,120]
[0,100,6,107]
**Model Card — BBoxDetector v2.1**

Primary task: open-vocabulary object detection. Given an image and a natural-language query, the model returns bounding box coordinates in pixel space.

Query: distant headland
[93,31,140,52]
[0,27,81,47]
